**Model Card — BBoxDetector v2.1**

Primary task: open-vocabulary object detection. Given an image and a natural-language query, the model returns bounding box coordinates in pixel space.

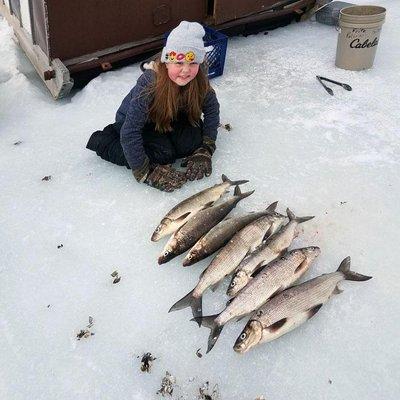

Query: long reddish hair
[147,59,211,133]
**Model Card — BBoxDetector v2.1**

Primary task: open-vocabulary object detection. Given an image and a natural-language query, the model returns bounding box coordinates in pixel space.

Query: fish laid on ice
[183,202,280,267]
[227,208,314,297]
[234,256,371,354]
[195,247,320,353]
[151,174,248,242]
[158,186,254,264]
[169,210,286,319]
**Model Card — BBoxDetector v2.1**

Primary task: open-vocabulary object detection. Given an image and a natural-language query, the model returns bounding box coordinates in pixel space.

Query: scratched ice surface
[1,1,399,399]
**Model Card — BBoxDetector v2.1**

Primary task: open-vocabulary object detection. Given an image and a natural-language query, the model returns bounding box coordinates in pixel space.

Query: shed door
[213,0,283,25]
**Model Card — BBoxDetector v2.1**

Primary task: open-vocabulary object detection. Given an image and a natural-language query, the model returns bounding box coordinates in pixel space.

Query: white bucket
[335,5,386,71]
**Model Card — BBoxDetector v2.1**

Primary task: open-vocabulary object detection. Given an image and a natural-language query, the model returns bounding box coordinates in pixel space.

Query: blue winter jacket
[115,69,220,171]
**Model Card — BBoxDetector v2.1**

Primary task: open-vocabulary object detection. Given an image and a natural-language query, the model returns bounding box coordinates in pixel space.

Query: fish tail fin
[236,187,255,200]
[233,185,241,196]
[337,257,372,281]
[222,174,249,186]
[192,314,223,353]
[266,201,278,212]
[169,290,203,320]
[286,208,314,223]
[242,190,255,199]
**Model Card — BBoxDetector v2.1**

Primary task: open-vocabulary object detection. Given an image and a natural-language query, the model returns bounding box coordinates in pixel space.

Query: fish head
[233,320,263,354]
[269,212,287,229]
[182,248,200,267]
[151,218,172,242]
[227,270,249,297]
[301,246,321,262]
[158,243,176,265]
[291,247,321,278]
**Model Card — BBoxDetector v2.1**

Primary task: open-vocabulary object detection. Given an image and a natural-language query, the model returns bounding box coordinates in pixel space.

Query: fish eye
[164,251,169,257]
[240,333,247,340]
[256,310,263,317]
[187,254,192,259]
[155,227,160,232]
[230,281,236,287]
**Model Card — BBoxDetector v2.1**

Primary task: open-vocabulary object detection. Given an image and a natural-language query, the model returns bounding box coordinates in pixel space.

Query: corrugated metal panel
[45,0,206,60]
[214,0,300,24]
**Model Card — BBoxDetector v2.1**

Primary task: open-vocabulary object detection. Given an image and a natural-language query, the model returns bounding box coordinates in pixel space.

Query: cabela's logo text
[350,37,379,48]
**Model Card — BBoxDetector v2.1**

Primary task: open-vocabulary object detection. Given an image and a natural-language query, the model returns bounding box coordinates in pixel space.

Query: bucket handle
[309,2,332,23]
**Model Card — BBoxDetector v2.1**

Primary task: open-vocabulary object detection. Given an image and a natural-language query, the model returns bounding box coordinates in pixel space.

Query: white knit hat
[161,21,213,64]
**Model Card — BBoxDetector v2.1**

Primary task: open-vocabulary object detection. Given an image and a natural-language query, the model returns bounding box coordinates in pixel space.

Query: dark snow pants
[86,116,204,169]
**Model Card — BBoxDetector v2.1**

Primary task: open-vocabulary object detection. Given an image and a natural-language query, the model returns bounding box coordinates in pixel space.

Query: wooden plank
[0,3,73,98]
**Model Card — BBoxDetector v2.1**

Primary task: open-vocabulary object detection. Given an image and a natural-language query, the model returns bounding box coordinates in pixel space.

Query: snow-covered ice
[1,1,399,399]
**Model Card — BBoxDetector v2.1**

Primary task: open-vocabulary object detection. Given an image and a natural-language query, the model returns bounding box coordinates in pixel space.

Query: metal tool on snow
[316,75,352,95]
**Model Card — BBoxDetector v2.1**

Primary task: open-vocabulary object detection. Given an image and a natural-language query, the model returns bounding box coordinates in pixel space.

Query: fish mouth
[227,282,244,297]
[233,320,263,354]
[158,252,176,265]
[151,219,171,242]
[308,246,321,257]
[233,343,247,354]
[227,272,248,297]
[151,232,161,242]
[158,256,167,265]
[182,258,192,267]
[182,252,198,267]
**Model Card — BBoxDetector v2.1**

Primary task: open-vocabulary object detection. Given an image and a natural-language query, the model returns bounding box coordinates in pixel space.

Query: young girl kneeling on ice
[86,21,220,192]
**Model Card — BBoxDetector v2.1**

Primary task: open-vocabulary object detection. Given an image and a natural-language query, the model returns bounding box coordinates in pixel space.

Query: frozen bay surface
[0,1,399,399]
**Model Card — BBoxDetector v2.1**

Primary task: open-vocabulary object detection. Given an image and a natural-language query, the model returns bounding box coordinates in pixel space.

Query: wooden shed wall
[45,0,206,61]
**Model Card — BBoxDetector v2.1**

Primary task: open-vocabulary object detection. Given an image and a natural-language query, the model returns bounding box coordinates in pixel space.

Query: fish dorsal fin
[222,174,229,183]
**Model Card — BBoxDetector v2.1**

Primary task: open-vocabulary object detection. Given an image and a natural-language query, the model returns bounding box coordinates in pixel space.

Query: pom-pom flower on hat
[161,21,213,64]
